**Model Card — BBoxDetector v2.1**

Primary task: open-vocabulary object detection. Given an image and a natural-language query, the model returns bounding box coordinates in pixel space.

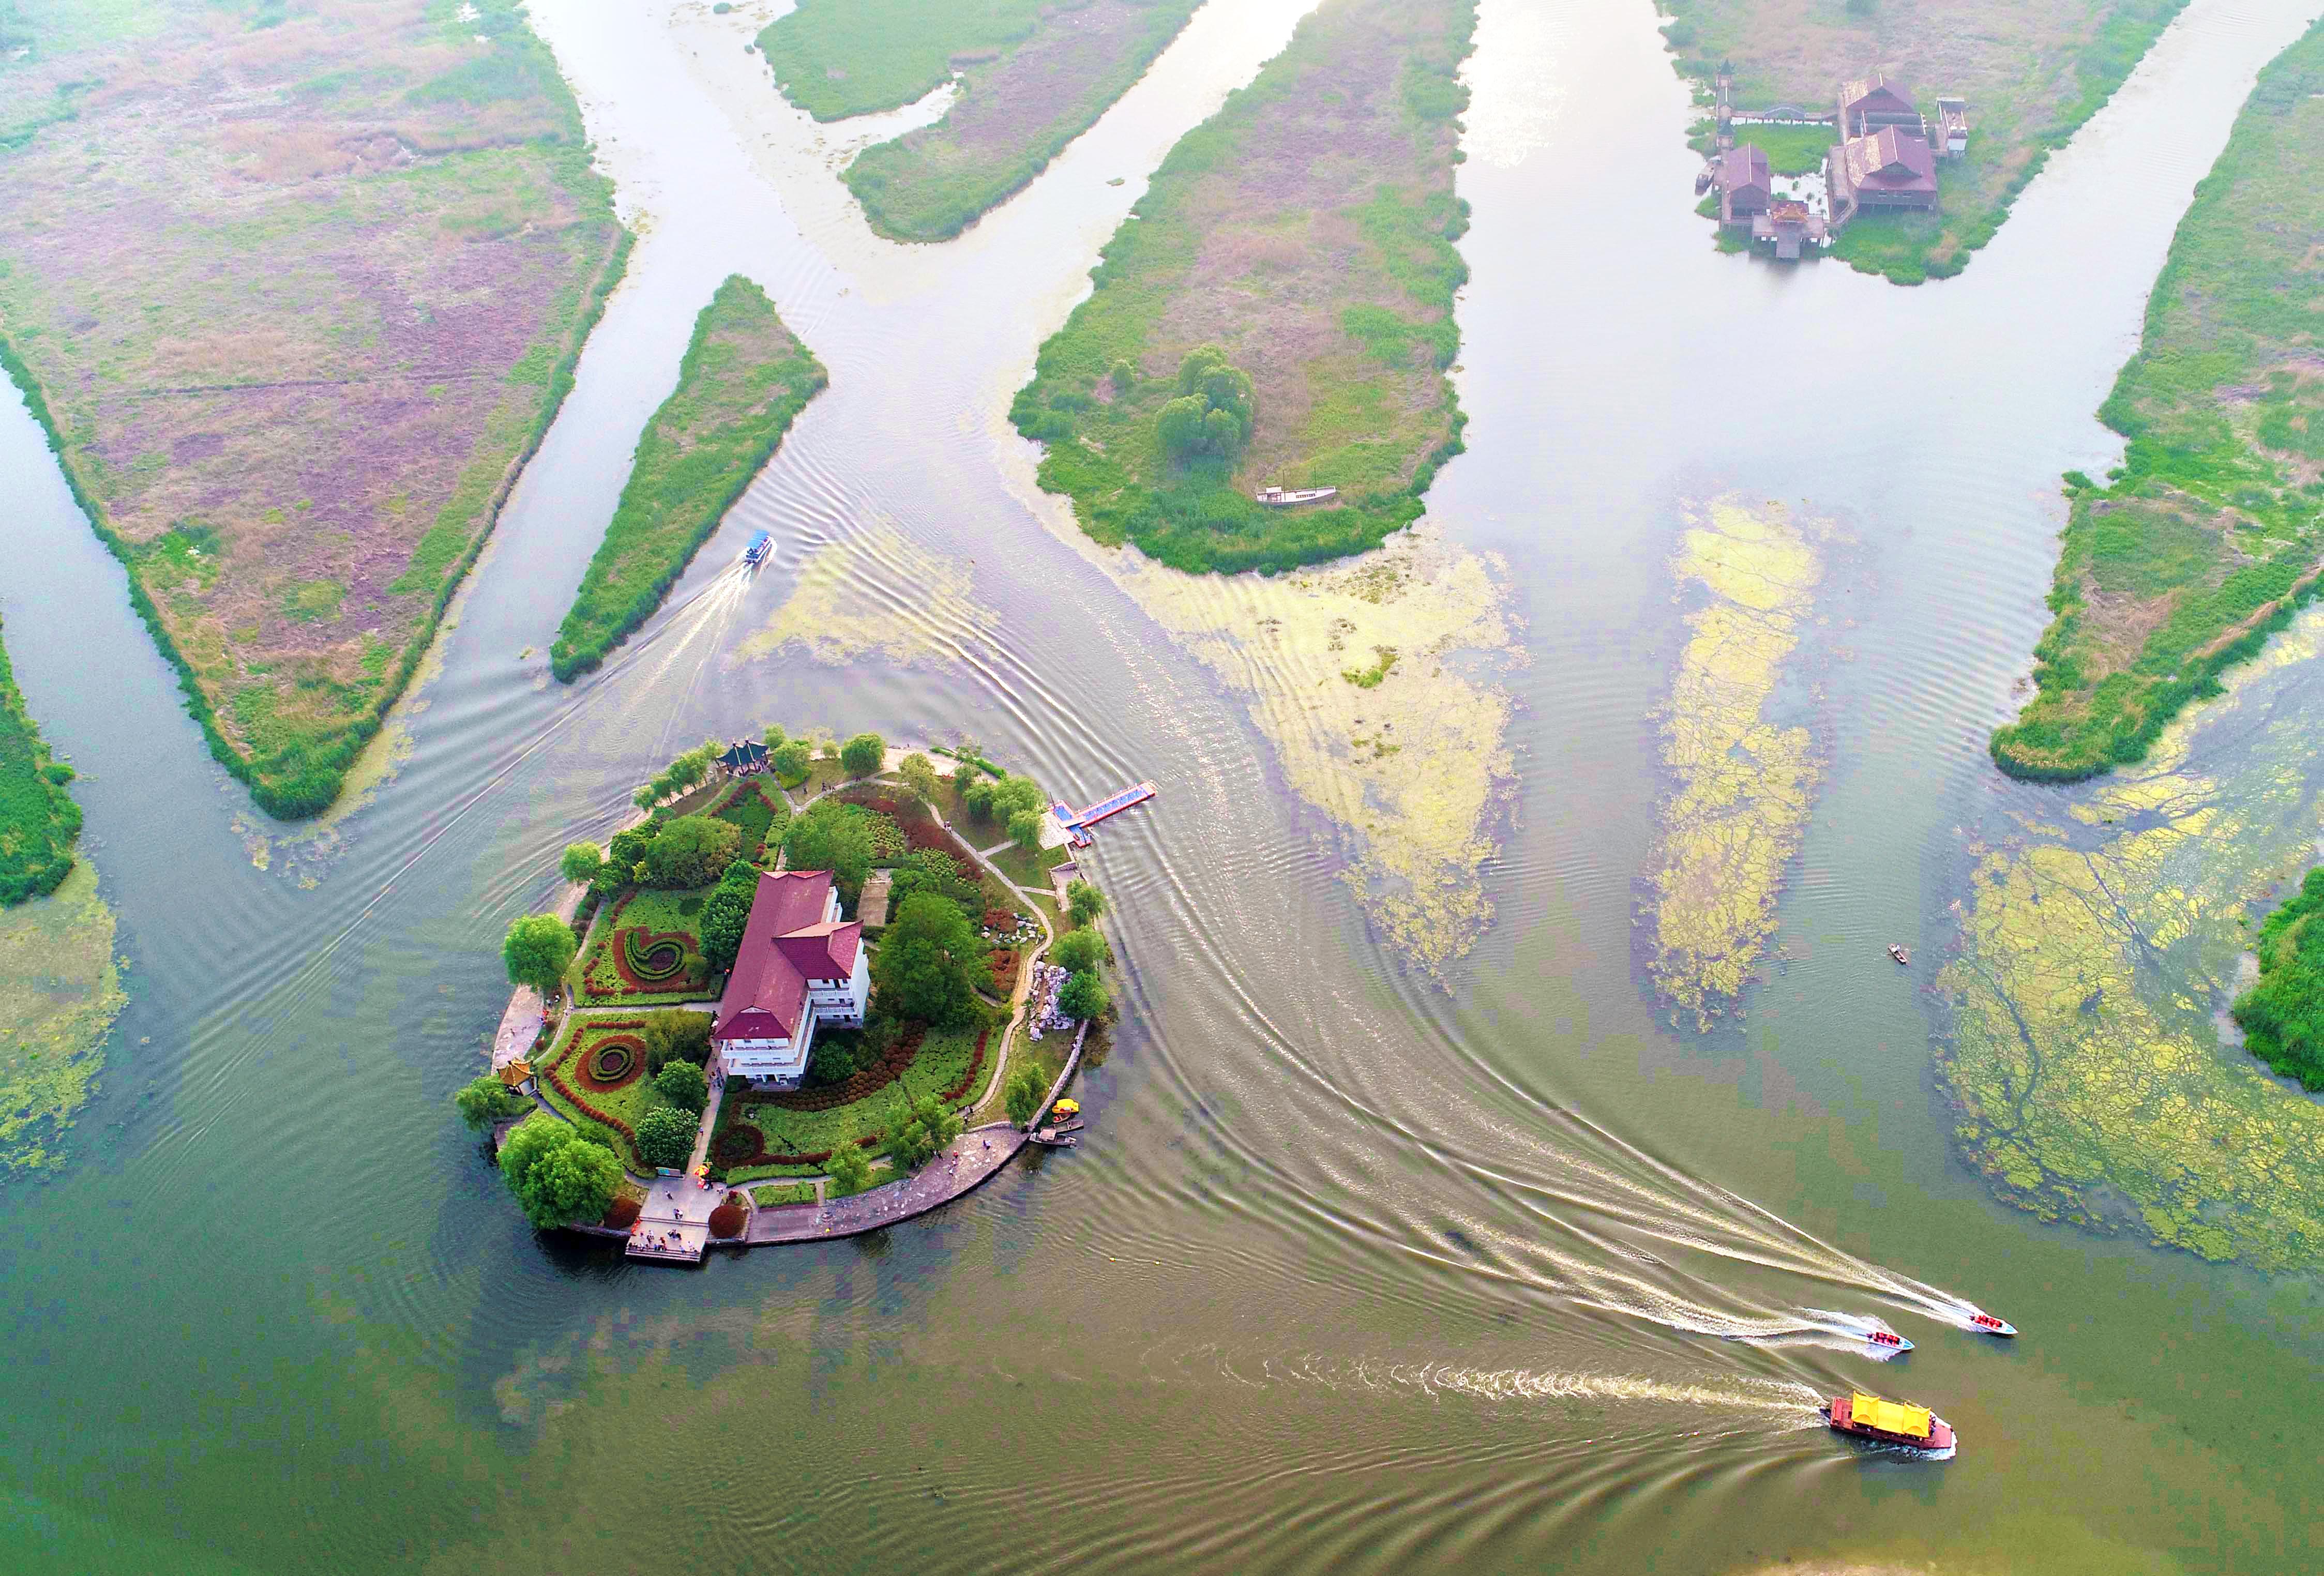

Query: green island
[2228,868,2324,1090]
[0,0,628,819]
[1665,0,2186,283]
[1010,0,1476,575]
[0,616,80,906]
[464,728,1114,1245]
[1991,19,2324,781]
[550,276,826,681]
[758,0,1206,244]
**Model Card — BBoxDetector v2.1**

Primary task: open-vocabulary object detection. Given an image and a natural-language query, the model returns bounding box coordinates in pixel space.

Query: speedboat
[741,530,772,566]
[1888,943,1910,965]
[1821,1391,1956,1458]
[1966,1310,2017,1337]
[1865,1328,1913,1353]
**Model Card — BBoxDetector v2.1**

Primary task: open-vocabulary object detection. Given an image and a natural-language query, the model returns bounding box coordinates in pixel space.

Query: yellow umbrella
[1052,1099,1080,1117]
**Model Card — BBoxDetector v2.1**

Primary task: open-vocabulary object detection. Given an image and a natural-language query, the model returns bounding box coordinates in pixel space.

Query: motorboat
[1821,1391,1956,1458]
[1254,485,1338,507]
[1888,943,1910,965]
[1966,1310,2017,1337]
[1865,1328,1913,1353]
[741,530,772,566]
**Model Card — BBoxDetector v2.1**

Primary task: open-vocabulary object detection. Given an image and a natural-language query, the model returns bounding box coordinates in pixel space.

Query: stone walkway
[744,1123,1029,1243]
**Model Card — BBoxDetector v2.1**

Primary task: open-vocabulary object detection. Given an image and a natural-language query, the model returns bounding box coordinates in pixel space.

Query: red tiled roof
[1840,73,1916,120]
[1717,144,1770,198]
[712,871,860,1042]
[1839,127,1936,193]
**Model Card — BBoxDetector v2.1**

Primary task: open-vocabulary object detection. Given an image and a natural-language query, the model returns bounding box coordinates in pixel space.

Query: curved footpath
[493,750,1096,1257]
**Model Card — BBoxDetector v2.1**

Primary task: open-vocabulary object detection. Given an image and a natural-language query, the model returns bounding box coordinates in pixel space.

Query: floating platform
[1049,781,1156,848]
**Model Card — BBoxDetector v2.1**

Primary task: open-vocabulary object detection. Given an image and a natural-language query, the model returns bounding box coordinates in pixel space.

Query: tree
[772,739,812,780]
[642,1009,714,1073]
[898,752,941,805]
[762,722,788,750]
[961,777,998,822]
[609,827,652,872]
[1109,357,1137,393]
[654,1059,710,1116]
[503,913,578,996]
[783,800,873,904]
[1066,878,1106,928]
[499,1116,623,1228]
[634,1106,697,1170]
[825,1139,873,1196]
[1007,808,1044,853]
[1050,928,1105,975]
[888,1092,962,1170]
[642,814,741,888]
[992,775,1045,822]
[871,891,981,1026]
[1157,344,1256,460]
[560,842,604,886]
[1003,1063,1049,1128]
[701,883,754,972]
[455,1074,528,1131]
[632,783,659,813]
[1059,969,1109,1022]
[806,1031,869,1087]
[840,732,885,777]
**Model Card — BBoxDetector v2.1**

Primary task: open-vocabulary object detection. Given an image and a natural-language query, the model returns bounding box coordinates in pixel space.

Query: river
[1,0,2320,1570]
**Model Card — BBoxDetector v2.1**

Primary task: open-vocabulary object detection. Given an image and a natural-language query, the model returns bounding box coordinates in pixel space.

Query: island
[0,0,628,817]
[1010,0,1476,574]
[1991,17,2324,781]
[460,730,1120,1257]
[1665,0,2186,282]
[757,0,1205,243]
[550,276,827,681]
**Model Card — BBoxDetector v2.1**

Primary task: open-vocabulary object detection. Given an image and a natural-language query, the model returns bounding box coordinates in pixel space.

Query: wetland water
[3,0,2322,1571]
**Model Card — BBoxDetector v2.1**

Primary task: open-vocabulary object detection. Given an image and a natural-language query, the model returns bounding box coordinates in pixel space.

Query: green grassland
[0,616,80,906]
[1011,0,1477,574]
[0,0,629,817]
[1992,21,2324,781]
[826,0,1205,242]
[759,0,1057,119]
[1730,123,1833,176]
[1662,0,2186,284]
[551,277,824,680]
[0,861,123,1176]
[2231,867,2324,1090]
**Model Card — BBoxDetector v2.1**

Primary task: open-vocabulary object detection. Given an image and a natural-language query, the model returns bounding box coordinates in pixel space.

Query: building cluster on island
[1700,70,1966,260]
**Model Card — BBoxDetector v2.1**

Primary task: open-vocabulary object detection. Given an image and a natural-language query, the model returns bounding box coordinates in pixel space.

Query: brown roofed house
[709,869,869,1090]
[1840,72,1921,135]
[1833,126,1938,211]
[1715,143,1772,228]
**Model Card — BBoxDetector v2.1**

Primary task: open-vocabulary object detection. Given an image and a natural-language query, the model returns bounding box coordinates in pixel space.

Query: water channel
[2,0,2321,1570]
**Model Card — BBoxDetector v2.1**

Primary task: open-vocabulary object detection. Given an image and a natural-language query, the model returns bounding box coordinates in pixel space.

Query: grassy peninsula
[1013,0,1476,575]
[1991,21,2324,782]
[0,0,628,818]
[550,277,826,681]
[759,0,1205,243]
[1663,0,2186,284]
[0,617,81,906]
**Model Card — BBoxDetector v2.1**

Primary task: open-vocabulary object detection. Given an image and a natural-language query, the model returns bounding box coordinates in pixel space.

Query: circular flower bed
[621,927,688,983]
[580,1035,646,1091]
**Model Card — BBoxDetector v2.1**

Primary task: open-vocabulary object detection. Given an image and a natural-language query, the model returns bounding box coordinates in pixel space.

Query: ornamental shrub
[654,1059,710,1115]
[635,1105,697,1170]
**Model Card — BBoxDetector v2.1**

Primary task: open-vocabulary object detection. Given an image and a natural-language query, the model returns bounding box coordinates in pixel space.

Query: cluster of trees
[643,1008,713,1073]
[824,1138,873,1196]
[1050,899,1110,1024]
[888,1091,963,1170]
[575,812,743,895]
[633,738,725,812]
[871,890,985,1028]
[783,798,873,905]
[499,1115,624,1229]
[700,858,761,972]
[962,771,1048,853]
[1155,344,1255,462]
[631,1059,711,1169]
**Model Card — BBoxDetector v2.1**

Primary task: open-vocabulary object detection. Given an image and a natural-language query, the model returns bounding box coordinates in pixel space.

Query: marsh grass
[1993,20,2324,780]
[0,617,80,906]
[550,277,825,680]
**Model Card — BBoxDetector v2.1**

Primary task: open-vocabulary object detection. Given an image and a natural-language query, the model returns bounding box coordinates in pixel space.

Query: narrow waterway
[1,0,2321,1572]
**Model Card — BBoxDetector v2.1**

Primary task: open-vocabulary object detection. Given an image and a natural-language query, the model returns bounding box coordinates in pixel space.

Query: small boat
[1888,943,1910,965]
[1866,1328,1913,1353]
[1031,1128,1079,1149]
[1966,1310,2017,1337]
[1821,1391,1956,1458]
[1254,485,1338,507]
[741,530,772,566]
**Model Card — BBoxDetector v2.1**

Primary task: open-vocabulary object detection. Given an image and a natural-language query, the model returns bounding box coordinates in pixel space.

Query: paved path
[744,1123,1029,1243]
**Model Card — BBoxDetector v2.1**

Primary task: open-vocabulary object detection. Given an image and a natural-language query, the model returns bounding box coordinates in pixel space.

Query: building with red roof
[1715,143,1772,228]
[710,869,867,1088]
[1839,73,1922,136]
[1831,125,1938,214]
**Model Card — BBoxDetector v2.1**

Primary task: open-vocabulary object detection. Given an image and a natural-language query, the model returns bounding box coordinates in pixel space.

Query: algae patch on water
[1938,609,2324,1270]
[1643,498,1825,1028]
[0,862,127,1175]
[731,524,997,669]
[1119,524,1518,974]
